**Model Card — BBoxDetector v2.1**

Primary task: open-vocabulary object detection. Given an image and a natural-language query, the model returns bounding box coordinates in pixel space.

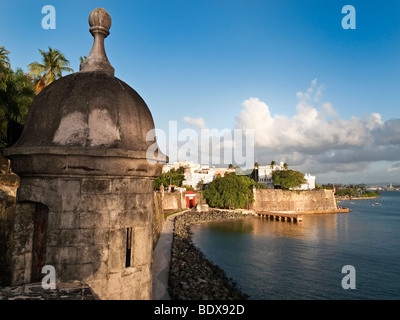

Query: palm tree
[0,46,10,69]
[0,46,11,90]
[253,162,259,182]
[283,163,288,170]
[270,160,276,169]
[27,47,73,93]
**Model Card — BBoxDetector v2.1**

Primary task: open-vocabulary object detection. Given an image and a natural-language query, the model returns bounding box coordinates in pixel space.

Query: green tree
[272,170,306,189]
[196,179,204,190]
[28,47,73,93]
[254,182,267,189]
[234,166,243,176]
[0,46,10,69]
[270,160,276,169]
[203,173,255,209]
[181,184,194,191]
[335,185,380,198]
[0,46,10,92]
[0,67,35,148]
[154,168,185,190]
[283,163,288,170]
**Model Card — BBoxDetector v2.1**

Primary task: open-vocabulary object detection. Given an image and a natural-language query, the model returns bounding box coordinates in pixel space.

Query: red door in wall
[185,191,196,208]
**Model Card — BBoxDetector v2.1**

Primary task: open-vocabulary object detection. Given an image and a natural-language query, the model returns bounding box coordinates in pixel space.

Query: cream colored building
[256,162,316,190]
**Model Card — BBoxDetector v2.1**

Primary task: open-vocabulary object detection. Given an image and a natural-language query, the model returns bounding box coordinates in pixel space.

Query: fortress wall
[160,192,186,211]
[252,189,337,213]
[152,192,164,250]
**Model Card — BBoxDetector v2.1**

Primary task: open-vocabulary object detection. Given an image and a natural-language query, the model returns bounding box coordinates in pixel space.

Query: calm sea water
[190,191,400,300]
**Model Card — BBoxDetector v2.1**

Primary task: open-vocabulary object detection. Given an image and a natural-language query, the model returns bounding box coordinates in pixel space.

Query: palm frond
[27,47,73,92]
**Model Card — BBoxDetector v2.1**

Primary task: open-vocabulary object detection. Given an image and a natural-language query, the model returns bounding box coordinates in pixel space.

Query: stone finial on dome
[80,8,115,76]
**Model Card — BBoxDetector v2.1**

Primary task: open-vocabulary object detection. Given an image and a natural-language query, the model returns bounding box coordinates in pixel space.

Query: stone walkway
[0,281,95,300]
[151,209,190,300]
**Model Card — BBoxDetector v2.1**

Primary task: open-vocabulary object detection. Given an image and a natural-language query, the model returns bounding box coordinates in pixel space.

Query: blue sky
[1,0,400,184]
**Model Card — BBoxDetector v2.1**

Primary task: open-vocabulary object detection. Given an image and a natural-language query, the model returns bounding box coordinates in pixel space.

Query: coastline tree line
[320,184,380,198]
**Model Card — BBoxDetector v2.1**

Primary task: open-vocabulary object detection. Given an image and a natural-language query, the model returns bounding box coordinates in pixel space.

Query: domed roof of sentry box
[4,8,166,177]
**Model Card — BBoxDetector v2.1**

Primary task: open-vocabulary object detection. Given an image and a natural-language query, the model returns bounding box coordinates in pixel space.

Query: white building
[183,165,216,189]
[294,173,316,190]
[162,162,216,189]
[256,162,285,188]
[162,161,196,173]
[164,161,317,190]
[163,162,239,189]
[255,162,316,190]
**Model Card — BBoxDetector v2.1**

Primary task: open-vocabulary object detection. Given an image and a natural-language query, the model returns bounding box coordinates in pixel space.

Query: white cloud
[183,116,206,130]
[322,102,337,117]
[236,81,370,153]
[365,113,383,130]
[178,80,400,182]
[234,79,400,182]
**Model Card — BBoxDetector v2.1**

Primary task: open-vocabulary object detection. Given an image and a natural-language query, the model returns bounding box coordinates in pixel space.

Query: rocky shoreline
[168,209,253,300]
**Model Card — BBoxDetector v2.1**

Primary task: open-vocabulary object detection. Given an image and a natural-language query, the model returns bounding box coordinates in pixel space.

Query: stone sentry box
[4,8,165,300]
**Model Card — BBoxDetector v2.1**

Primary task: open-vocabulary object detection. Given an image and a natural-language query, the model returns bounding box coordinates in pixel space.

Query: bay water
[190,191,400,300]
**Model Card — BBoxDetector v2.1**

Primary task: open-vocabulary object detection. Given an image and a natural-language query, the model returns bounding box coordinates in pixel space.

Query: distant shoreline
[336,196,379,200]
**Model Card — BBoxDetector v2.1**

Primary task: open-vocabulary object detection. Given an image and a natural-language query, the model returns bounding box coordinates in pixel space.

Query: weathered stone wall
[160,192,186,211]
[3,180,166,294]
[157,191,206,213]
[195,191,206,205]
[252,189,337,212]
[152,192,164,249]
[0,191,12,286]
[11,176,155,300]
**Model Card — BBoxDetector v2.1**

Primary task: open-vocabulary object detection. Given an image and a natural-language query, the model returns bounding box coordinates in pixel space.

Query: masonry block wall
[160,192,186,211]
[152,192,164,249]
[252,189,337,212]
[11,176,155,300]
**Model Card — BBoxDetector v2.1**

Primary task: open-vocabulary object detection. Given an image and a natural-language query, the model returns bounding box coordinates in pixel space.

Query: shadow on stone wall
[152,192,164,250]
[0,191,13,286]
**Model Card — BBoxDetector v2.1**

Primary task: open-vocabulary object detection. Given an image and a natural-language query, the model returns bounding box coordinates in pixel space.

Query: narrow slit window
[126,227,133,268]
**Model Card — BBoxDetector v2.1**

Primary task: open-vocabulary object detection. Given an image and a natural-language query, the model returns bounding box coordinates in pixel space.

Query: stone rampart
[152,192,164,249]
[252,189,337,213]
[160,192,186,212]
[9,176,155,300]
